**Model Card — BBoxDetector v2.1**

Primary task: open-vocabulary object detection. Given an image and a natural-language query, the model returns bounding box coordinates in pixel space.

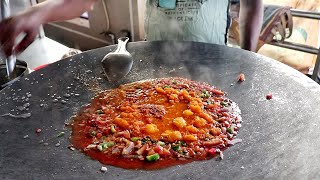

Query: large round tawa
[0,41,320,179]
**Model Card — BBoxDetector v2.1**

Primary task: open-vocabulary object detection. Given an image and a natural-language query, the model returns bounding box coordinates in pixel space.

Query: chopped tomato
[35,128,42,133]
[96,133,103,139]
[238,73,245,82]
[154,145,163,154]
[266,93,273,100]
[207,148,217,155]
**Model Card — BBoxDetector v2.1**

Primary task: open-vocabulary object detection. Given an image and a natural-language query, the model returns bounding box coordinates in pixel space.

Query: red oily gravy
[70,77,242,170]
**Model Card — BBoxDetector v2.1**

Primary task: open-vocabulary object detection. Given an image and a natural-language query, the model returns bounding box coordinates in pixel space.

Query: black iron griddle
[1,41,320,180]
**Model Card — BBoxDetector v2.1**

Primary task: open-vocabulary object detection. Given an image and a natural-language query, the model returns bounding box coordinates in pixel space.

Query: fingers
[280,14,287,29]
[0,16,38,56]
[285,12,293,38]
[15,29,39,53]
[0,18,19,56]
[276,23,285,41]
[264,31,275,44]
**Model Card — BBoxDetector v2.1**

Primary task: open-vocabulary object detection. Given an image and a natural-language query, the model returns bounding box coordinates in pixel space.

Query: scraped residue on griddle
[70,77,242,169]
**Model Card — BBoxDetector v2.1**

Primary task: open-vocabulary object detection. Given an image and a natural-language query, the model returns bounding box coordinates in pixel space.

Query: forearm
[26,0,97,24]
[239,0,263,52]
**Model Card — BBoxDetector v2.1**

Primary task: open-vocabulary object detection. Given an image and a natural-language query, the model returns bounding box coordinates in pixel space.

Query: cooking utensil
[1,0,17,80]
[1,41,320,179]
[5,54,17,79]
[0,59,28,90]
[101,37,133,81]
[0,0,10,20]
[0,47,17,80]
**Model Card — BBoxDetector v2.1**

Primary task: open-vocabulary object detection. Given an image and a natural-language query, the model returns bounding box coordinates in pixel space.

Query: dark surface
[0,60,28,90]
[0,41,320,180]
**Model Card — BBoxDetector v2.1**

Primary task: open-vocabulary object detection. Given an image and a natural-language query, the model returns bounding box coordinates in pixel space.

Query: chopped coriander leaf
[163,85,171,89]
[141,137,150,144]
[220,101,228,107]
[146,153,160,162]
[200,90,210,98]
[227,127,233,134]
[177,141,186,146]
[172,145,180,151]
[172,81,178,85]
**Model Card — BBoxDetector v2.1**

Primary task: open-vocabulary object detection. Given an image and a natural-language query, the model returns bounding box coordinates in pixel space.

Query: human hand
[0,12,42,56]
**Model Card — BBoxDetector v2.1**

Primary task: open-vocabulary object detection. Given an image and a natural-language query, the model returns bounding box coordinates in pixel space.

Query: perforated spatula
[101,37,133,82]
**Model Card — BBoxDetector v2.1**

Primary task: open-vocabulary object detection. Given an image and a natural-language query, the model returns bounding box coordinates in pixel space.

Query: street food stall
[1,1,320,179]
[1,40,320,179]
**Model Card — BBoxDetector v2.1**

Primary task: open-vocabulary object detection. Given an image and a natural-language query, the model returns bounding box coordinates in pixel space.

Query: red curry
[70,77,242,169]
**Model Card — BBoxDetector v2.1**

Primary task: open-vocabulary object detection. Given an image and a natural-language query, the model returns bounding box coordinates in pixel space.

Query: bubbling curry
[70,78,242,169]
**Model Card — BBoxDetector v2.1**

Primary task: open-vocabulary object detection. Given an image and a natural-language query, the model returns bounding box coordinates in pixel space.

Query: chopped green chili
[157,141,165,147]
[111,125,116,133]
[57,132,65,138]
[105,141,115,148]
[131,137,140,142]
[90,131,96,136]
[96,109,104,114]
[146,153,160,162]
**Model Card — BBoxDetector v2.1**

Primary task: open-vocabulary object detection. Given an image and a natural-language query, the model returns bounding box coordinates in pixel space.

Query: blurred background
[1,0,320,80]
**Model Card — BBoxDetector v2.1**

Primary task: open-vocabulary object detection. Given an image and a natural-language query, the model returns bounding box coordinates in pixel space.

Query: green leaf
[172,145,180,151]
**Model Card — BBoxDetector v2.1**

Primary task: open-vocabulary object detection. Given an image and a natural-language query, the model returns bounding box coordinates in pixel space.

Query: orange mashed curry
[70,77,242,169]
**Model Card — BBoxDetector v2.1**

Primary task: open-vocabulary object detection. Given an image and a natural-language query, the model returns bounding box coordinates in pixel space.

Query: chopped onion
[86,144,97,149]
[100,166,108,173]
[219,151,224,160]
[136,144,147,155]
[227,139,242,146]
[122,142,134,155]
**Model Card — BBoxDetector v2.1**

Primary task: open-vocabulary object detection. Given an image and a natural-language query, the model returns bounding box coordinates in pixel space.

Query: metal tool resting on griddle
[101,37,133,82]
[1,0,17,80]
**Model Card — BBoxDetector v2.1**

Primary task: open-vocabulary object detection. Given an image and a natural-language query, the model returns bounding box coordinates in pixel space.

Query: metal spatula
[101,37,133,82]
[6,54,17,79]
[1,0,17,80]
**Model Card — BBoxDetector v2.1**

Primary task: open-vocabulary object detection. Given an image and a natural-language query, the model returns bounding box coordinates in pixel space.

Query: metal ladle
[101,37,133,81]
